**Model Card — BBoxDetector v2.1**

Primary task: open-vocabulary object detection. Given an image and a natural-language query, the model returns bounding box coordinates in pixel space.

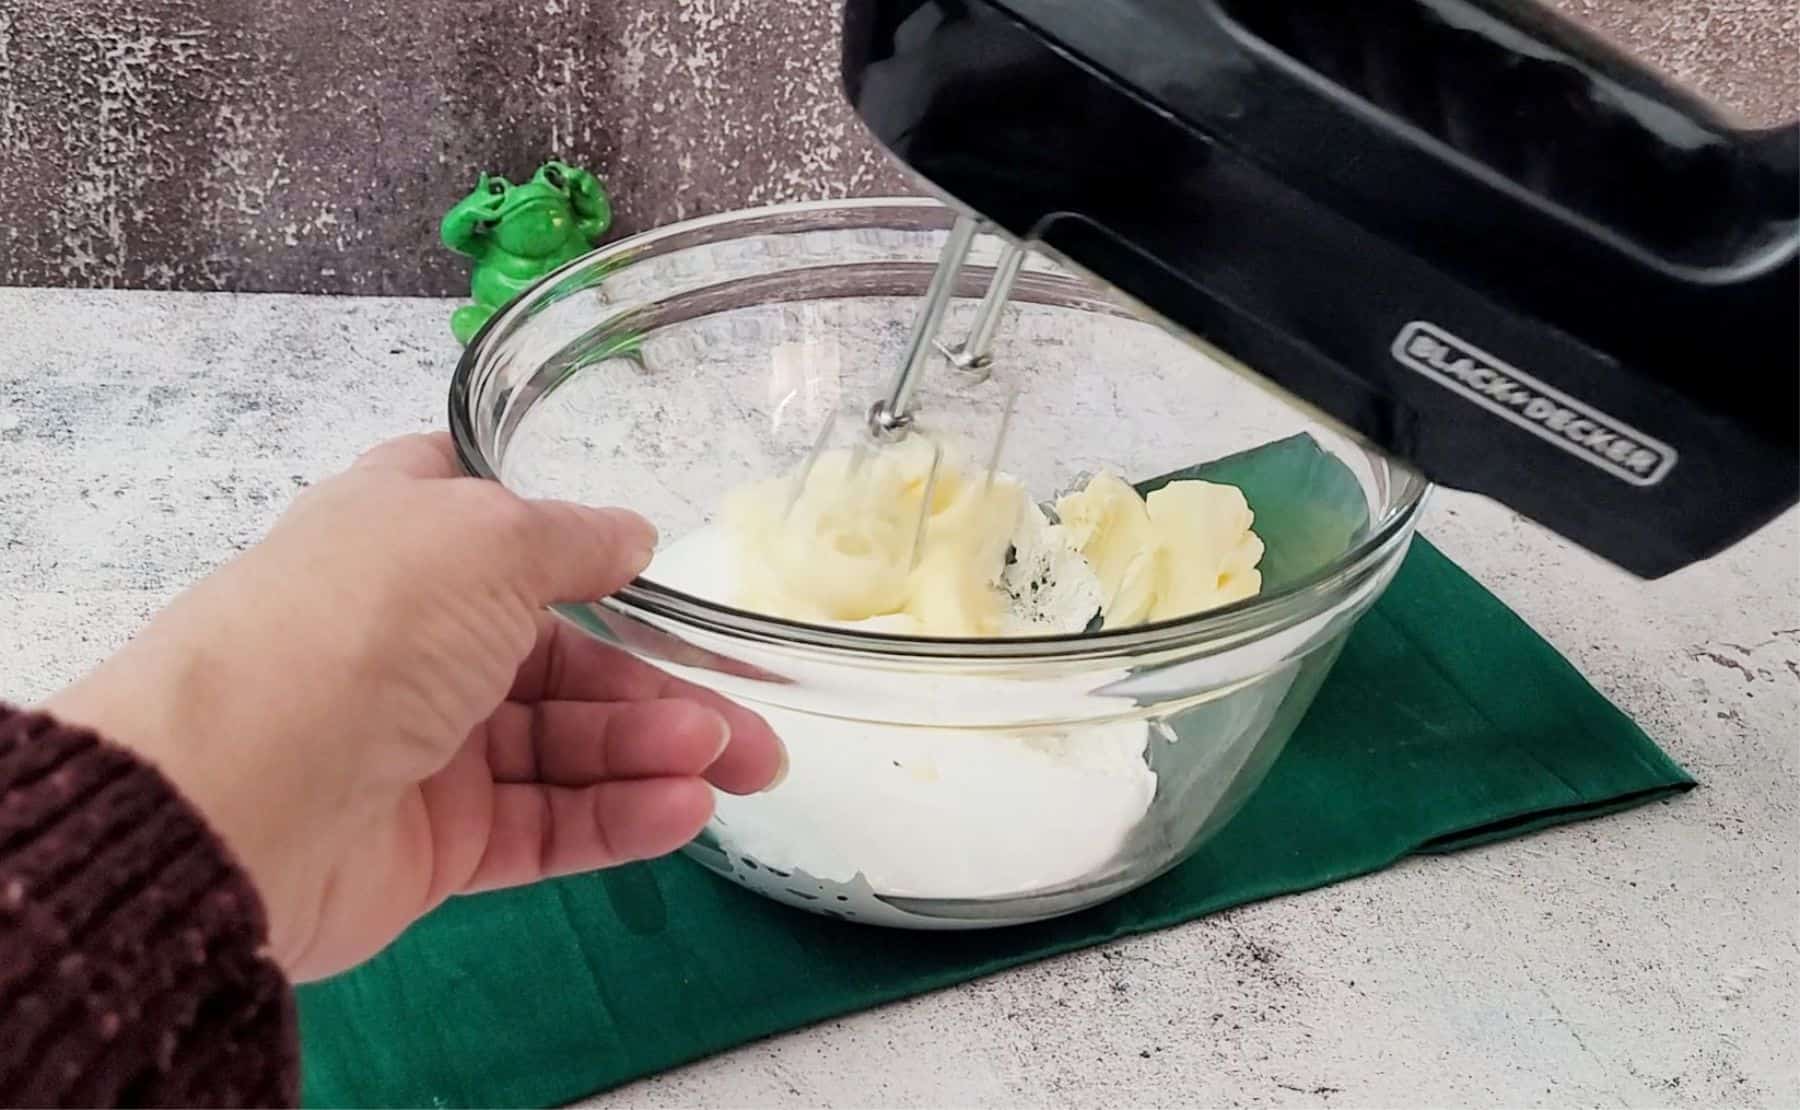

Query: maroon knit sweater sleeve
[0,705,299,1108]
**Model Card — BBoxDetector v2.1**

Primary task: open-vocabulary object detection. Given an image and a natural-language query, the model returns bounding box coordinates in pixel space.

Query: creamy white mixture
[647,440,1264,899]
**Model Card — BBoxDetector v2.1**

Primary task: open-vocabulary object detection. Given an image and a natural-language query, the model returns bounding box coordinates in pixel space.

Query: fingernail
[707,712,732,761]
[762,741,790,793]
[605,509,657,575]
[628,544,655,578]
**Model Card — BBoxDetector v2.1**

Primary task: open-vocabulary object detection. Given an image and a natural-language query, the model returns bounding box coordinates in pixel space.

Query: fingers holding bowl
[463,777,717,894]
[513,618,788,795]
[482,698,731,785]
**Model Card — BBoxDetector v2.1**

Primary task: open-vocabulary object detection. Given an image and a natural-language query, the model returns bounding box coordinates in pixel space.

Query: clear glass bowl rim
[449,196,1431,663]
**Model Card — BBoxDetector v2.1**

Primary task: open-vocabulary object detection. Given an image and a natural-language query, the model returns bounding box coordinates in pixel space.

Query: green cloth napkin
[296,537,1692,1108]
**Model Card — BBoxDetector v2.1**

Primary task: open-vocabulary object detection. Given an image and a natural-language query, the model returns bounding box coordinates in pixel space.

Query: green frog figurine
[440,161,612,344]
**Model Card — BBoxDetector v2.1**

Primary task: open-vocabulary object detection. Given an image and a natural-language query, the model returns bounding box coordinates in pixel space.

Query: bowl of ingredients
[450,198,1429,928]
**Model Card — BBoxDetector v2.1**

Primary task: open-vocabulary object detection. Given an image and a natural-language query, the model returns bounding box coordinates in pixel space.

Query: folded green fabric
[296,538,1692,1108]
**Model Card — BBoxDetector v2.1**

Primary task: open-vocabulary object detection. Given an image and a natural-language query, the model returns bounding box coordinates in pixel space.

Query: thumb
[489,494,659,606]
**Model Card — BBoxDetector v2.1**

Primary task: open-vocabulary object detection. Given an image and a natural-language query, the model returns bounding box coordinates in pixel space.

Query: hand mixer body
[841,0,1799,578]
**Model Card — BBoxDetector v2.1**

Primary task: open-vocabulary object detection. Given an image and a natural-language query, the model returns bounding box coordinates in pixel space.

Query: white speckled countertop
[2,288,1795,1107]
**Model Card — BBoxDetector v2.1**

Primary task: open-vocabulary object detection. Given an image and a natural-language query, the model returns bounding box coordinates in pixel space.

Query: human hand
[44,432,784,981]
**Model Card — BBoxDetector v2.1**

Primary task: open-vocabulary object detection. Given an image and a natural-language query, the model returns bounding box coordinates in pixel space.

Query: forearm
[0,705,297,1107]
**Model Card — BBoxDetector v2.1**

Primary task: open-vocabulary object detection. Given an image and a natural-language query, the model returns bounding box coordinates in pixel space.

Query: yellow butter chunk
[1052,473,1160,627]
[1056,473,1264,626]
[1144,480,1264,620]
[723,437,1025,637]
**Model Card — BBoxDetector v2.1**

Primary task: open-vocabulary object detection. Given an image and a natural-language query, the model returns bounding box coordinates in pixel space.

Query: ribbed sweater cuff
[0,705,298,1107]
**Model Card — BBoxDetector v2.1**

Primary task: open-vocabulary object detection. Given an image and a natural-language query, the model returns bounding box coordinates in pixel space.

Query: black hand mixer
[839,0,1798,578]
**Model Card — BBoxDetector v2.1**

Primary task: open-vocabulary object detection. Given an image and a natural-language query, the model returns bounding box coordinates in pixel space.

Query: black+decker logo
[1391,321,1678,487]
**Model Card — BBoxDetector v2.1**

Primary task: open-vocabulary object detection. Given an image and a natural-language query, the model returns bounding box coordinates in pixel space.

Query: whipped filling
[646,439,1265,900]
[715,436,1263,636]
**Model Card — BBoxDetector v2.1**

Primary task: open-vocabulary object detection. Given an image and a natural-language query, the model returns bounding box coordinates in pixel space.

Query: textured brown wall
[0,0,1793,296]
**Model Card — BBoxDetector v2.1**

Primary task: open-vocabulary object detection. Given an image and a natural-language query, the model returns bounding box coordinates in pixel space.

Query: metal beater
[786,215,1030,566]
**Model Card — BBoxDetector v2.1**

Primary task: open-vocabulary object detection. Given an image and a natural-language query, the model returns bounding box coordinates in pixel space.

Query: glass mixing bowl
[450,198,1429,929]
